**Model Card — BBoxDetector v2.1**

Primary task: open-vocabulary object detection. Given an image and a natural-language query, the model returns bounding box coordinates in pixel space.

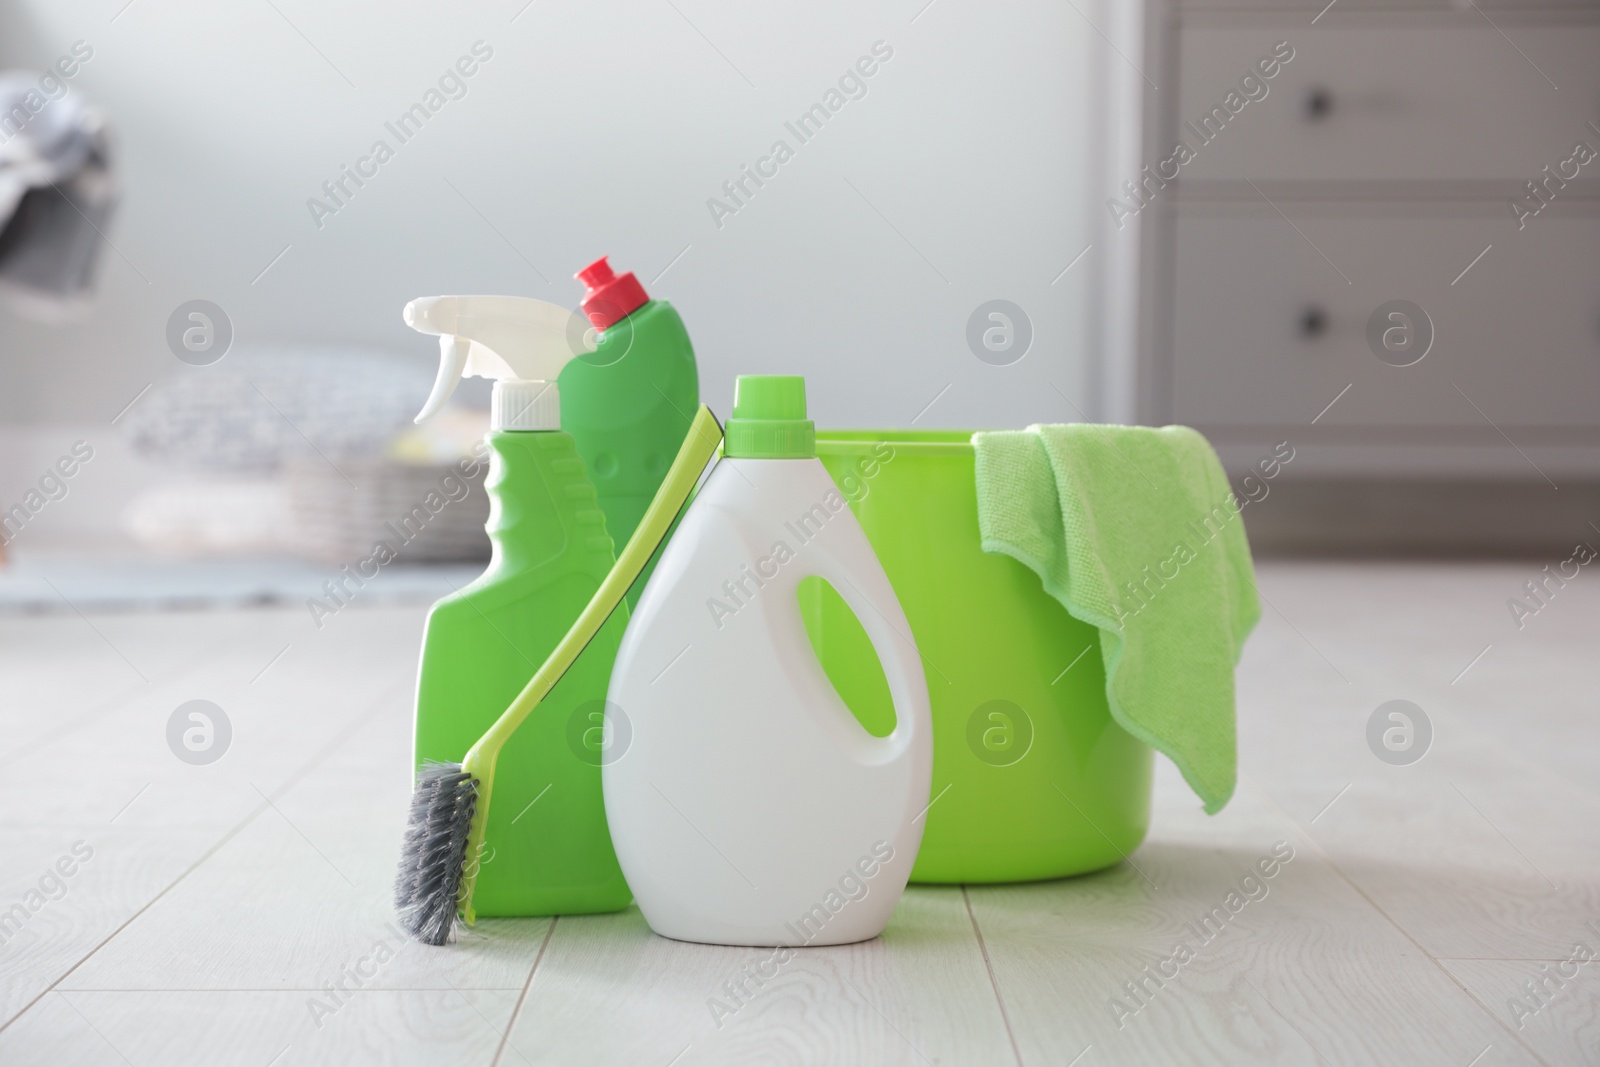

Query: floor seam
[0,619,260,773]
[1243,775,1556,1067]
[0,677,151,773]
[491,915,557,1067]
[1432,700,1600,813]
[962,885,1026,1067]
[0,679,404,1035]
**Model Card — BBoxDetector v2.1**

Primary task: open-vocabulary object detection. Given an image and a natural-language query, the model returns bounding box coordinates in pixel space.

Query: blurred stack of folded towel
[119,349,492,563]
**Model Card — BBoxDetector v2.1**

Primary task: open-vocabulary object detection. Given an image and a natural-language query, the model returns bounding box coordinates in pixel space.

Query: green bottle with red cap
[560,257,699,606]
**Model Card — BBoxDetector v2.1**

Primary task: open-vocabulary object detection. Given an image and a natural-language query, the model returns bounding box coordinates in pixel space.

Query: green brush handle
[457,405,722,920]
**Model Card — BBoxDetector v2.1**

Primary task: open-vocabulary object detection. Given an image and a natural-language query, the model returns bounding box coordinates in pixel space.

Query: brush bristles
[395,762,477,946]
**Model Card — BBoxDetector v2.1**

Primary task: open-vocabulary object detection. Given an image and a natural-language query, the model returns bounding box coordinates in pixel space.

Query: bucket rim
[815,429,978,455]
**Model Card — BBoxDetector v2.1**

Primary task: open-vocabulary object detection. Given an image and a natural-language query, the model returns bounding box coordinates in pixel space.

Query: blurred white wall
[0,0,1123,548]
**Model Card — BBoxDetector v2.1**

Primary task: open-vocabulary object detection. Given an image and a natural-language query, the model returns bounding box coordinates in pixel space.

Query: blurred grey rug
[0,553,479,613]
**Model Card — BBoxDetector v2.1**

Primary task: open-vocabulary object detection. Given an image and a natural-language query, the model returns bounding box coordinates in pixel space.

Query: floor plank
[0,987,523,1067]
[965,768,1540,1067]
[1441,956,1600,1067]
[57,696,551,995]
[0,825,219,1023]
[503,887,1014,1067]
[1,563,1596,1064]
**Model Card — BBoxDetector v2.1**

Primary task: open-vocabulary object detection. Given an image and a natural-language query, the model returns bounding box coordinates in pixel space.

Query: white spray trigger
[403,295,596,430]
[416,335,470,424]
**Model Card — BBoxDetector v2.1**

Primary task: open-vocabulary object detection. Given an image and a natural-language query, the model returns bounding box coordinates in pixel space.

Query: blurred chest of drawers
[1140,2,1600,503]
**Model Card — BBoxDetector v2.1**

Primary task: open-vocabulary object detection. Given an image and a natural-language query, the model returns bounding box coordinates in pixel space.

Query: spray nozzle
[404,295,594,430]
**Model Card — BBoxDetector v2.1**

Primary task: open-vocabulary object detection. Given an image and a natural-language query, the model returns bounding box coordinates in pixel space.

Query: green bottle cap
[723,375,815,459]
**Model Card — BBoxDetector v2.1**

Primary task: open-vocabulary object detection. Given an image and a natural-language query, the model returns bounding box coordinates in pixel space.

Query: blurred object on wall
[117,347,491,562]
[0,63,114,570]
[0,67,114,317]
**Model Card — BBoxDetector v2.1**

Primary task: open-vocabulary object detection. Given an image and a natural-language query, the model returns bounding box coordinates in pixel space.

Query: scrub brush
[394,405,723,945]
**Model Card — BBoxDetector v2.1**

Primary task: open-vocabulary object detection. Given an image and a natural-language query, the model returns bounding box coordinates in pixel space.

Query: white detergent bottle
[605,375,933,948]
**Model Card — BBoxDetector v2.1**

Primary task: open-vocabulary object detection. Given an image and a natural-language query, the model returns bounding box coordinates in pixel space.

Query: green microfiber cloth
[971,424,1259,814]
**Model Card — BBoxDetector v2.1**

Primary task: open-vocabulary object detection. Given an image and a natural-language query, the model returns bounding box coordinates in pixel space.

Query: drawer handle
[1304,87,1333,122]
[1299,306,1328,338]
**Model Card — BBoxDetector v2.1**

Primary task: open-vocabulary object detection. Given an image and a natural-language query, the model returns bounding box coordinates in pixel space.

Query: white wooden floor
[1,561,1597,1066]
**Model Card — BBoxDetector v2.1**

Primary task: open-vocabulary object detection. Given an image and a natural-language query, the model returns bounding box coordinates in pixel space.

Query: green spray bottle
[405,295,631,917]
[560,257,698,607]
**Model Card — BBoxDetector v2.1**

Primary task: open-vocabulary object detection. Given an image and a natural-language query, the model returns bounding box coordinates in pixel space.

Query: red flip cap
[576,256,649,330]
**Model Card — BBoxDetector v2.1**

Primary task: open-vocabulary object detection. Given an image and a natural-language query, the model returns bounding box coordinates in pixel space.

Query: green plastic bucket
[800,430,1152,884]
